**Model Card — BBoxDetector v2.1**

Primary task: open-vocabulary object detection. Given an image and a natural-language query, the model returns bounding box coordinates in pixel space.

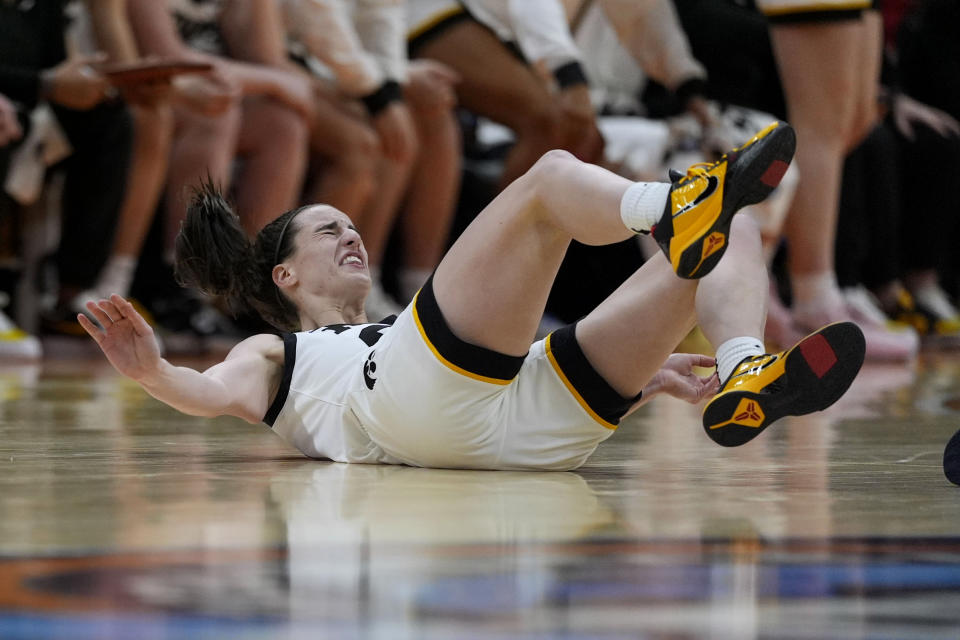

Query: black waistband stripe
[415,276,526,382]
[548,323,642,426]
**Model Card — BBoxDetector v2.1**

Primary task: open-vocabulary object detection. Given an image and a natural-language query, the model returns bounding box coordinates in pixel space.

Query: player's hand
[267,70,316,121]
[78,295,163,383]
[172,63,240,117]
[372,100,418,163]
[0,94,22,146]
[893,93,960,141]
[41,53,113,110]
[557,83,604,161]
[646,353,719,404]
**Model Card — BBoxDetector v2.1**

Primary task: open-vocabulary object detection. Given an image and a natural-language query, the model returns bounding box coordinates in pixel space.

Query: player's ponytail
[175,180,303,331]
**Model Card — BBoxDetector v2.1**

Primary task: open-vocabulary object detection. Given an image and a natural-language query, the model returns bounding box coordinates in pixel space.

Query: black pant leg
[835,134,870,288]
[672,0,786,118]
[859,124,902,289]
[50,101,132,290]
[896,120,960,277]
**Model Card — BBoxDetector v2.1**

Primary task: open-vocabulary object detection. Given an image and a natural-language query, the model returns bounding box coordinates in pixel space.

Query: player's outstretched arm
[78,295,281,423]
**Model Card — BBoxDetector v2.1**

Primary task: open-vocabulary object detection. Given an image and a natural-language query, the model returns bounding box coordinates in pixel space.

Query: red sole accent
[799,334,838,379]
[760,160,789,188]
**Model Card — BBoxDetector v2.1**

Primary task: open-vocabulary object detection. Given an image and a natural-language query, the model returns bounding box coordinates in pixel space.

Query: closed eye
[314,222,340,236]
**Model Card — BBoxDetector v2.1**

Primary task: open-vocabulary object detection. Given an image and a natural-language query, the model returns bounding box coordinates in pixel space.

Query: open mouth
[339,253,365,268]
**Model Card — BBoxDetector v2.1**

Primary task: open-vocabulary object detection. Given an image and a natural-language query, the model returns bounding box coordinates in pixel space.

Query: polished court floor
[1,348,960,639]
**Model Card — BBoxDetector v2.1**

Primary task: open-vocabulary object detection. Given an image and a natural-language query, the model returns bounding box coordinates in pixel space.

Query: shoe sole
[702,321,866,447]
[672,121,796,279]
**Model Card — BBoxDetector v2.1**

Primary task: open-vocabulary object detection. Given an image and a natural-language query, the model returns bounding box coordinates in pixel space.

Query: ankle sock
[95,254,137,298]
[715,336,765,383]
[620,182,671,234]
[791,272,845,327]
[791,272,843,310]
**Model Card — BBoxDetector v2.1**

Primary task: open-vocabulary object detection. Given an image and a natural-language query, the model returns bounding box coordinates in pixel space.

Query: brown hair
[174,181,307,332]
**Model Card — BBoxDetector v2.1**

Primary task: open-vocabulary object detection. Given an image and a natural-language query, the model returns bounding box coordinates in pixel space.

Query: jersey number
[319,323,389,347]
[317,324,390,390]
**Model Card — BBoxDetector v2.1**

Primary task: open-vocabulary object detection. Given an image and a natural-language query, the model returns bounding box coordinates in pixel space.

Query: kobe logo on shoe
[710,398,766,430]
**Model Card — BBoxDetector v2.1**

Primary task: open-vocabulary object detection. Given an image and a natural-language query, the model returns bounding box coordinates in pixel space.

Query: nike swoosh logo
[727,354,779,384]
[673,176,719,218]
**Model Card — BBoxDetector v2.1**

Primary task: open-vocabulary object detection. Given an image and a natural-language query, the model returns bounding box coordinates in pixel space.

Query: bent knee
[510,149,581,208]
[258,104,309,147]
[530,148,579,173]
[339,128,381,175]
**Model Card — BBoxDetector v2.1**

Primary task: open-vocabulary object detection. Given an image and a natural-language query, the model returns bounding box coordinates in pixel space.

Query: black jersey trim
[412,276,525,385]
[765,7,865,24]
[264,332,297,427]
[545,323,642,430]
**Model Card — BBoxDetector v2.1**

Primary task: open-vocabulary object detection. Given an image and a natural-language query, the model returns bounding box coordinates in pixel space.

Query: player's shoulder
[225,333,285,363]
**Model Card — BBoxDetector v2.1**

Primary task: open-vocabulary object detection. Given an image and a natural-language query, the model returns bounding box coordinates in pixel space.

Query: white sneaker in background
[0,293,42,360]
[841,286,919,361]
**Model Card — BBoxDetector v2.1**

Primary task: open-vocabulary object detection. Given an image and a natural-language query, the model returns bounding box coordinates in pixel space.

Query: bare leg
[400,96,462,272]
[306,88,379,217]
[435,151,769,397]
[577,216,767,397]
[847,11,882,152]
[414,21,565,187]
[234,97,309,233]
[110,103,173,259]
[164,103,242,253]
[354,156,415,267]
[771,19,863,296]
[433,151,634,357]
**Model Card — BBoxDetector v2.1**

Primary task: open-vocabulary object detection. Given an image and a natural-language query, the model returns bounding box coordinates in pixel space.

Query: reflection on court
[1,355,959,639]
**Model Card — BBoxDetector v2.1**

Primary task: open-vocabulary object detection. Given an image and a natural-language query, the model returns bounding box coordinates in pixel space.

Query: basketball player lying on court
[79,121,866,471]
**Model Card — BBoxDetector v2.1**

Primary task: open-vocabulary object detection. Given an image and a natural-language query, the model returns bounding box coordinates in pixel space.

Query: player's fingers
[97,299,122,323]
[692,354,717,368]
[112,295,152,337]
[85,300,113,327]
[705,375,720,396]
[77,313,104,343]
[432,63,461,85]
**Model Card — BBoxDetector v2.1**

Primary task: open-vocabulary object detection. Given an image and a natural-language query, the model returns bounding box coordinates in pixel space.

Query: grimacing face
[282,205,371,301]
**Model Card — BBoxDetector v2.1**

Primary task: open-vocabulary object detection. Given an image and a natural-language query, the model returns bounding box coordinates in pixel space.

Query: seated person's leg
[235,97,309,235]
[48,102,132,319]
[412,19,565,187]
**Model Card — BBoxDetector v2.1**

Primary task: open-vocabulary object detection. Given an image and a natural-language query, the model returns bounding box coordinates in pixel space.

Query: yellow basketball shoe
[702,322,866,447]
[652,121,796,279]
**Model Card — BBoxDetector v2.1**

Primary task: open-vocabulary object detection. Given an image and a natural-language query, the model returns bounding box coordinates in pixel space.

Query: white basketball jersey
[267,320,403,465]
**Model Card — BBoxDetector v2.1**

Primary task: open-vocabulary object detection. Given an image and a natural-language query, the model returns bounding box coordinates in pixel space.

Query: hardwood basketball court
[1,350,958,638]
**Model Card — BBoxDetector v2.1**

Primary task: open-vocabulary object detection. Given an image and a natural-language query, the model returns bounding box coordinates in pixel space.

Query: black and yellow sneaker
[652,121,796,279]
[890,288,960,343]
[702,322,865,447]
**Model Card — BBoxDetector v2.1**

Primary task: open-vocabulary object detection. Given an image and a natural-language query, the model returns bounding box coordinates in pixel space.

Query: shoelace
[675,155,728,185]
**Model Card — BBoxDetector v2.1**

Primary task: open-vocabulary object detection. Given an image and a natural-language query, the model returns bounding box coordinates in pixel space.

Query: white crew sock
[791,271,844,318]
[95,254,138,298]
[715,336,765,383]
[620,181,672,234]
[397,267,432,303]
